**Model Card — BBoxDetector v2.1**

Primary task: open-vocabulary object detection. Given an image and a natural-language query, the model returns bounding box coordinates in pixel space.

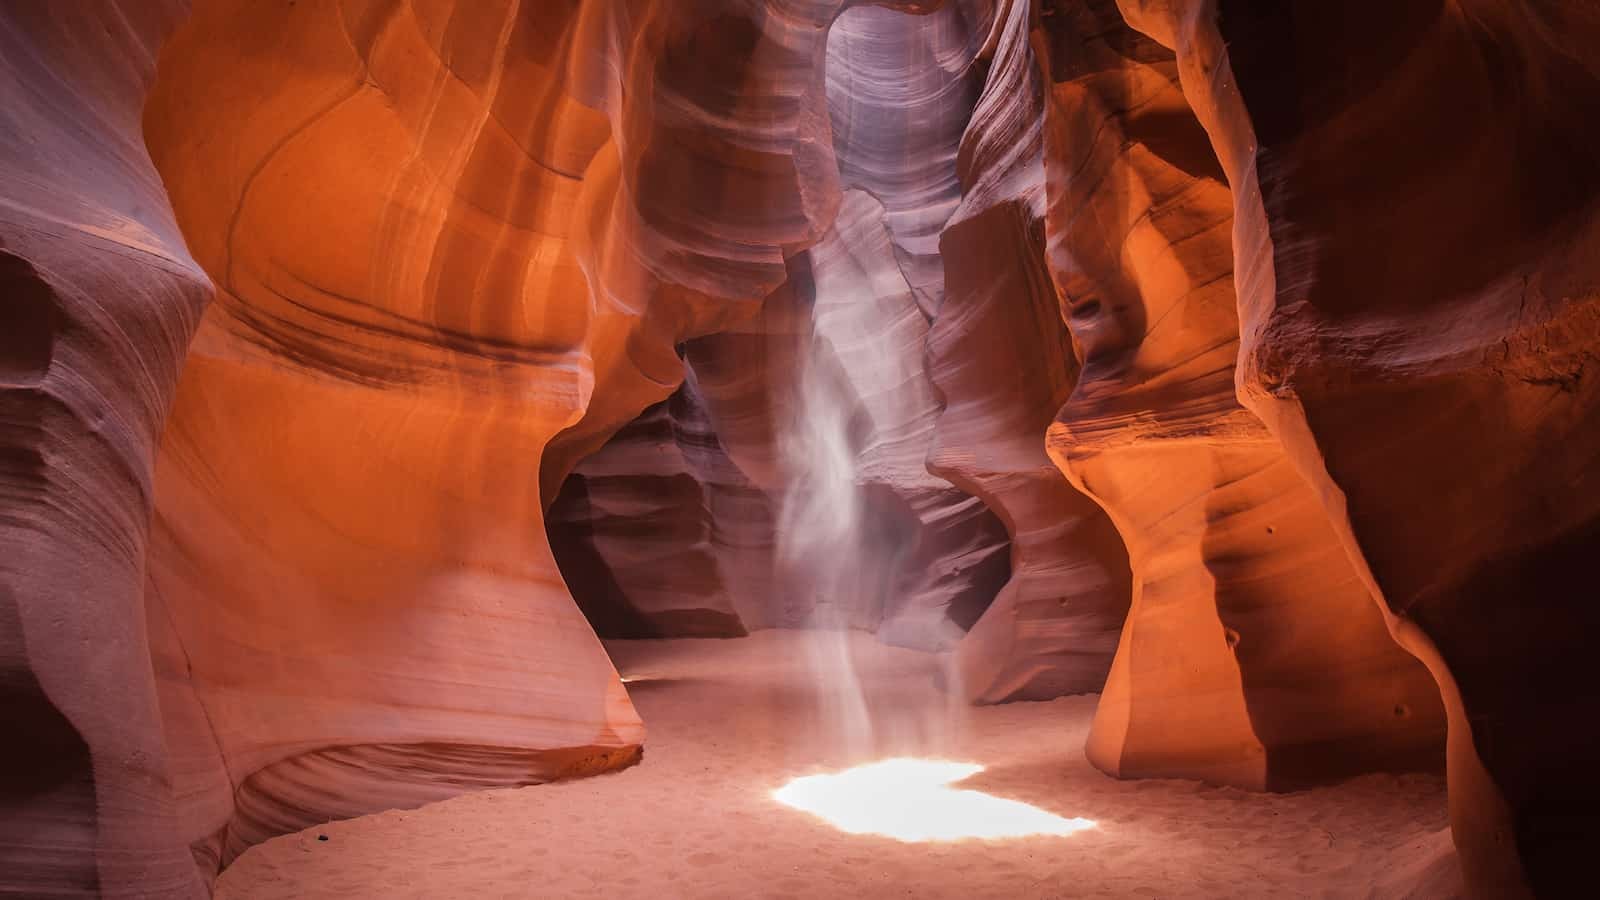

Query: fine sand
[217,631,1459,899]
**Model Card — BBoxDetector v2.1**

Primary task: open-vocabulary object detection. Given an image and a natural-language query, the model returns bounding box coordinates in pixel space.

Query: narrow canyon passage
[5,1,1598,897]
[216,633,1455,899]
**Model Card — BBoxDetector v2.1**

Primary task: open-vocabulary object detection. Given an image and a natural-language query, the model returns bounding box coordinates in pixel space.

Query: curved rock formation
[826,1,983,315]
[676,276,811,630]
[1112,0,1600,893]
[139,1,666,877]
[935,0,1134,703]
[547,382,751,638]
[1,4,212,897]
[936,199,1133,703]
[138,0,1012,880]
[10,1,1594,897]
[793,4,1013,646]
[552,3,1025,647]
[1037,0,1445,790]
[787,189,1010,643]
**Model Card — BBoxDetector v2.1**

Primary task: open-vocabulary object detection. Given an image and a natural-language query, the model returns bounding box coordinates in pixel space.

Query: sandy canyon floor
[217,631,1459,899]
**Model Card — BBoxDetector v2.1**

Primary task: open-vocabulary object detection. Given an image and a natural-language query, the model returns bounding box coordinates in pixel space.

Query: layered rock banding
[139,1,670,879]
[550,201,1023,644]
[1109,0,1600,893]
[789,5,1012,645]
[133,0,1029,882]
[550,2,1045,649]
[1036,0,1446,790]
[546,383,752,638]
[5,0,1594,898]
[1,4,212,896]
[783,188,1013,644]
[934,0,1135,703]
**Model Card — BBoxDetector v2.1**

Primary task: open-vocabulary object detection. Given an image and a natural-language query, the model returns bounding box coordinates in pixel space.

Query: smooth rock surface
[1,4,211,896]
[1036,0,1445,791]
[6,2,1592,897]
[934,0,1134,703]
[1112,0,1600,892]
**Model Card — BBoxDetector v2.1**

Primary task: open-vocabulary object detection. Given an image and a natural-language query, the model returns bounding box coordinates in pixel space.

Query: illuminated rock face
[796,6,1012,645]
[5,1,1594,897]
[131,0,1026,883]
[1036,0,1445,791]
[140,1,671,879]
[1109,0,1600,893]
[790,188,1013,644]
[545,1,1130,665]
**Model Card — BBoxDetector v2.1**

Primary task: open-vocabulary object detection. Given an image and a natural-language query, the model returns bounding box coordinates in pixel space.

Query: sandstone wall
[0,4,215,896]
[1113,0,1600,893]
[1036,0,1445,790]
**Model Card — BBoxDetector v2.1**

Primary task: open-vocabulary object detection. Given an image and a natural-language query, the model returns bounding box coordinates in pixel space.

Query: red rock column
[1114,0,1600,893]
[1038,0,1444,791]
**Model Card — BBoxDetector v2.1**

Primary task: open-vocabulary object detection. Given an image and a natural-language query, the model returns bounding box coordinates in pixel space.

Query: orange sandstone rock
[1037,0,1445,791]
[1114,0,1600,893]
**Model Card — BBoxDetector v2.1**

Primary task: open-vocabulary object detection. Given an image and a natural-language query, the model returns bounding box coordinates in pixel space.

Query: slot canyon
[2,0,1596,897]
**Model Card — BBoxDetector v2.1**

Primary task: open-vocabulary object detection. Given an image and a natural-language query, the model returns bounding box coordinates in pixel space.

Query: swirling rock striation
[11,2,1591,898]
[141,0,659,877]
[796,3,1014,647]
[933,0,1134,703]
[0,3,212,897]
[785,189,1012,644]
[547,381,752,639]
[1112,0,1600,893]
[1037,0,1445,791]
[137,0,1022,880]
[559,3,1025,646]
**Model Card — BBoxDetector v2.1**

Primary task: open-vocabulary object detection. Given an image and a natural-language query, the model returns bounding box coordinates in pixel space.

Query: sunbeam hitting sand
[774,758,1097,841]
[217,632,1458,899]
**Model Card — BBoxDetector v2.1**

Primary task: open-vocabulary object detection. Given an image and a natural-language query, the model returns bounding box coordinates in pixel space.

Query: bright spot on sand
[773,758,1096,842]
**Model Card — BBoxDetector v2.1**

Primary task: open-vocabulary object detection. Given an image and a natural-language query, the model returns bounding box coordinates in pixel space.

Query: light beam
[773,758,1097,842]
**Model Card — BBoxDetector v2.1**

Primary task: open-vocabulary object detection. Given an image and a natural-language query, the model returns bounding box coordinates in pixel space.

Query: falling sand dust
[216,631,1461,899]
